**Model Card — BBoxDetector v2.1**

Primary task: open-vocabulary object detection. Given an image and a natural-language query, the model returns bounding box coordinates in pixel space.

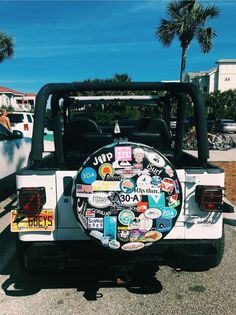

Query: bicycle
[209,133,234,151]
[183,131,234,151]
[183,129,197,150]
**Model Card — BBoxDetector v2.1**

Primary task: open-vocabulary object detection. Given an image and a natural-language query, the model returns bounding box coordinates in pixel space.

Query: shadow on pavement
[224,218,236,226]
[0,194,17,219]
[1,254,163,300]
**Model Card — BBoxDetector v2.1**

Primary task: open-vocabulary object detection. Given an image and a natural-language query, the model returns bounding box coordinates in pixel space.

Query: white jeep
[11,82,233,275]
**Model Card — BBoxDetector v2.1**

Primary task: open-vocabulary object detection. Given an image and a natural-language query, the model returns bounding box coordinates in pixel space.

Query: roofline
[187,67,217,77]
[216,59,236,64]
[0,86,36,96]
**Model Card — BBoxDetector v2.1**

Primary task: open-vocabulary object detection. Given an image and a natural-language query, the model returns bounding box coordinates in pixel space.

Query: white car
[8,112,34,137]
[0,123,31,197]
[216,119,236,133]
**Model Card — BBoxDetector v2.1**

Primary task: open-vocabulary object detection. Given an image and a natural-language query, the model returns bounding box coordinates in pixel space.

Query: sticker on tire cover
[73,142,182,251]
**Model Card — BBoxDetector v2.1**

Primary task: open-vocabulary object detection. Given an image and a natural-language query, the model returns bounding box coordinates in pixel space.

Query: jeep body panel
[12,81,232,271]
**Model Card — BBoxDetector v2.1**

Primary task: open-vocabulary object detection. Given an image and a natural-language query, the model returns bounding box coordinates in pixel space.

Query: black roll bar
[31,82,209,168]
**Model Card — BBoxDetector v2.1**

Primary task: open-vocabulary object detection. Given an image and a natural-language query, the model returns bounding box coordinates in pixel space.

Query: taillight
[195,185,224,211]
[24,123,29,131]
[19,187,46,212]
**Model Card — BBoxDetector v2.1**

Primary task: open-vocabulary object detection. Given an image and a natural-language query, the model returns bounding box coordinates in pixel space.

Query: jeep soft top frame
[31,82,209,168]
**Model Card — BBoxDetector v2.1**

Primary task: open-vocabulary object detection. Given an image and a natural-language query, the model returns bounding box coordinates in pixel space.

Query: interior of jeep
[62,116,173,168]
[31,82,211,170]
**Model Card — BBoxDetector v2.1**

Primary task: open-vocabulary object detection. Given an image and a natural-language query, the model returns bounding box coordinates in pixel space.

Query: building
[185,59,236,96]
[0,86,36,111]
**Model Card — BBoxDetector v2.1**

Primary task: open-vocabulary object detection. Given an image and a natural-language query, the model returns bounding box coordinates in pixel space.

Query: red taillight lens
[24,123,29,131]
[19,187,46,212]
[195,185,224,211]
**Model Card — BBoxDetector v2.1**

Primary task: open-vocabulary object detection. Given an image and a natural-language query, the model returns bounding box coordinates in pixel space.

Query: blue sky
[0,0,236,93]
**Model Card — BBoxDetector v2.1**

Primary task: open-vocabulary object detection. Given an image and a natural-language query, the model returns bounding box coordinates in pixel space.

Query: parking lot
[0,213,235,315]
[0,166,236,315]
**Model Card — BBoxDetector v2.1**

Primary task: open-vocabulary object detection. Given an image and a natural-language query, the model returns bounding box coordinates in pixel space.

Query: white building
[0,86,36,111]
[185,59,236,95]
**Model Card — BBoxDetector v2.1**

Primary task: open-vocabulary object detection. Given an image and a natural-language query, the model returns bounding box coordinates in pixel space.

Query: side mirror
[13,130,23,139]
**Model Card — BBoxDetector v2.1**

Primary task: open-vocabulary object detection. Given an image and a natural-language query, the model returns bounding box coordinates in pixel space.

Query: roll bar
[31,82,209,167]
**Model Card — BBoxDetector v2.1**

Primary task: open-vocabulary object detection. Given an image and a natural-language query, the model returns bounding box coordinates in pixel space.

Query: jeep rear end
[11,82,233,274]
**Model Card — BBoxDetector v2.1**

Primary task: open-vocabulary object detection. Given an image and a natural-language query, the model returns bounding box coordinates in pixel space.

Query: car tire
[209,228,225,267]
[173,229,225,271]
[15,236,30,271]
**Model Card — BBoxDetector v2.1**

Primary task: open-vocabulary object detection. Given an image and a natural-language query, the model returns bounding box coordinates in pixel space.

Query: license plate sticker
[11,210,55,232]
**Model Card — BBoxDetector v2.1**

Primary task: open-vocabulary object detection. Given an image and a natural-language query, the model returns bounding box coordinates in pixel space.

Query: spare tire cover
[73,142,182,252]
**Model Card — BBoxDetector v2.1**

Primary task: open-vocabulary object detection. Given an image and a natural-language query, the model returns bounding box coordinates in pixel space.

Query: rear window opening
[8,113,24,124]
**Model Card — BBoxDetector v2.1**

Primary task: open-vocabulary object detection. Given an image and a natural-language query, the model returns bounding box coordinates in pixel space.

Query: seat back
[63,118,113,168]
[63,118,101,151]
[146,118,172,150]
[129,118,171,151]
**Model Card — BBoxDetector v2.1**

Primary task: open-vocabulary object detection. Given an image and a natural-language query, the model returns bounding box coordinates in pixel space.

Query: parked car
[8,112,34,137]
[215,119,236,133]
[0,123,32,197]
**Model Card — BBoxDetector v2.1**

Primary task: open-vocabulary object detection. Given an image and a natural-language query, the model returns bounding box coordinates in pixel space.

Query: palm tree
[113,73,131,82]
[0,31,14,63]
[156,0,219,82]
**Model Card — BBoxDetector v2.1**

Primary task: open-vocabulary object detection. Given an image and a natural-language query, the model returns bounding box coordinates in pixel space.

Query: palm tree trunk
[180,46,188,82]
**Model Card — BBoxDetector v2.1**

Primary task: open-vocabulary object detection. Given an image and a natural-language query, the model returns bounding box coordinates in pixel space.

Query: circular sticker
[121,242,145,251]
[145,151,166,168]
[144,230,162,242]
[118,210,135,225]
[136,175,152,188]
[109,239,120,249]
[72,142,182,252]
[120,178,136,194]
[99,163,114,179]
[80,167,97,184]
[144,208,162,219]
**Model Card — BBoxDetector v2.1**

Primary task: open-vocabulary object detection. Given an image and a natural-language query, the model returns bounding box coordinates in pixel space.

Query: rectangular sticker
[87,217,103,230]
[92,180,121,191]
[148,193,166,208]
[104,216,117,239]
[115,146,132,161]
[76,184,93,197]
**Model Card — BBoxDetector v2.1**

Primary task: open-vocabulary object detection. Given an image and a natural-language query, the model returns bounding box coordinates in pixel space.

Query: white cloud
[0,79,39,83]
[15,41,156,58]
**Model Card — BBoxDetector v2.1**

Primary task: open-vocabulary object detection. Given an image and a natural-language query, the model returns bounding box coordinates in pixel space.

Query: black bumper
[18,239,221,272]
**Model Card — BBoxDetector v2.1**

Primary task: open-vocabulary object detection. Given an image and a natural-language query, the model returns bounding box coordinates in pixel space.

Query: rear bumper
[19,239,221,271]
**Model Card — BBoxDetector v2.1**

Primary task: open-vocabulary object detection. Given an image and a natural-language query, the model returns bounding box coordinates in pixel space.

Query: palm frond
[197,27,217,53]
[180,0,196,12]
[0,32,15,62]
[156,19,177,46]
[202,5,220,19]
[167,1,182,19]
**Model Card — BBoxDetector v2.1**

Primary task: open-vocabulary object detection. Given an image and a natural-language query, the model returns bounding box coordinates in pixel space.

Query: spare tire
[72,142,182,252]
